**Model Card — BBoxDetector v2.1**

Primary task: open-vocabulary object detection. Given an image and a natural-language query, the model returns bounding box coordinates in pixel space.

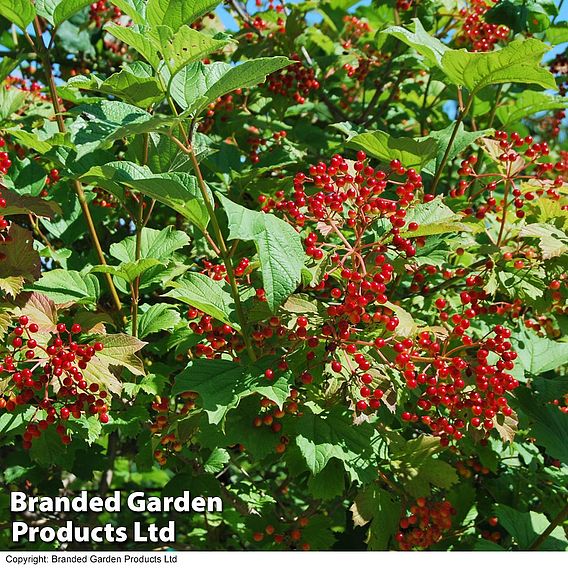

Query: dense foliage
[0,0,567,552]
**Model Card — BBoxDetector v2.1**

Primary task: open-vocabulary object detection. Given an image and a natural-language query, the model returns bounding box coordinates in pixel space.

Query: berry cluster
[266,55,320,104]
[454,0,510,52]
[247,128,287,164]
[396,0,415,10]
[251,390,300,454]
[199,91,243,133]
[0,317,106,449]
[341,16,371,49]
[89,1,122,27]
[5,76,44,97]
[253,515,311,550]
[395,497,455,550]
[187,307,244,358]
[243,14,286,42]
[254,0,286,12]
[398,318,519,446]
[454,131,562,223]
[260,152,427,411]
[150,392,197,465]
[93,187,118,208]
[455,457,490,478]
[0,138,12,176]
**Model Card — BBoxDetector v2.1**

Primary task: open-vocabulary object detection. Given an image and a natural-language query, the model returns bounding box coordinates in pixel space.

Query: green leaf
[126,173,209,231]
[71,415,102,446]
[5,157,47,197]
[294,407,378,481]
[164,272,240,331]
[69,63,165,108]
[56,20,95,56]
[497,269,546,303]
[104,23,161,68]
[514,327,568,375]
[307,459,345,500]
[389,434,458,497]
[546,21,568,44]
[69,101,173,158]
[516,387,568,463]
[110,226,190,263]
[0,54,24,83]
[172,359,292,425]
[496,91,568,127]
[170,57,291,114]
[136,303,181,339]
[351,485,401,550]
[108,227,190,292]
[109,0,146,25]
[494,504,568,550]
[29,428,75,469]
[0,0,35,30]
[30,269,100,305]
[36,0,92,26]
[84,161,210,231]
[347,130,437,169]
[519,223,568,259]
[423,123,491,176]
[156,25,230,78]
[203,447,230,474]
[0,407,34,437]
[147,0,221,29]
[91,258,162,284]
[0,87,27,120]
[105,405,149,438]
[81,334,146,395]
[218,194,305,312]
[0,224,41,288]
[381,18,448,68]
[4,128,55,154]
[400,196,479,237]
[441,39,556,94]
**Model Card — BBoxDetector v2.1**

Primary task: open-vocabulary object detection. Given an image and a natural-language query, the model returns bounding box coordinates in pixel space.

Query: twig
[529,500,568,550]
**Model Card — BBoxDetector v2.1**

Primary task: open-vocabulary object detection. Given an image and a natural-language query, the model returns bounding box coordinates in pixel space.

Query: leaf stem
[131,133,150,338]
[159,78,256,360]
[430,92,474,195]
[186,147,256,362]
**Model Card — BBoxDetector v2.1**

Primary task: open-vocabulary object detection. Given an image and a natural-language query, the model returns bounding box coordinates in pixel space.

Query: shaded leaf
[172,358,292,425]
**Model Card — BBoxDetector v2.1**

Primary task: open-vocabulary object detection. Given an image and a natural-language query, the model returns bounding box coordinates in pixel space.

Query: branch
[28,19,123,313]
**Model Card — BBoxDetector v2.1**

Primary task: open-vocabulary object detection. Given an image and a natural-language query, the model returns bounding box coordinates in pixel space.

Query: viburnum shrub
[0,0,567,553]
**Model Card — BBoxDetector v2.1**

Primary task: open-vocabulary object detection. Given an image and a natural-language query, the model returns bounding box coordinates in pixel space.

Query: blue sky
[216,0,568,44]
